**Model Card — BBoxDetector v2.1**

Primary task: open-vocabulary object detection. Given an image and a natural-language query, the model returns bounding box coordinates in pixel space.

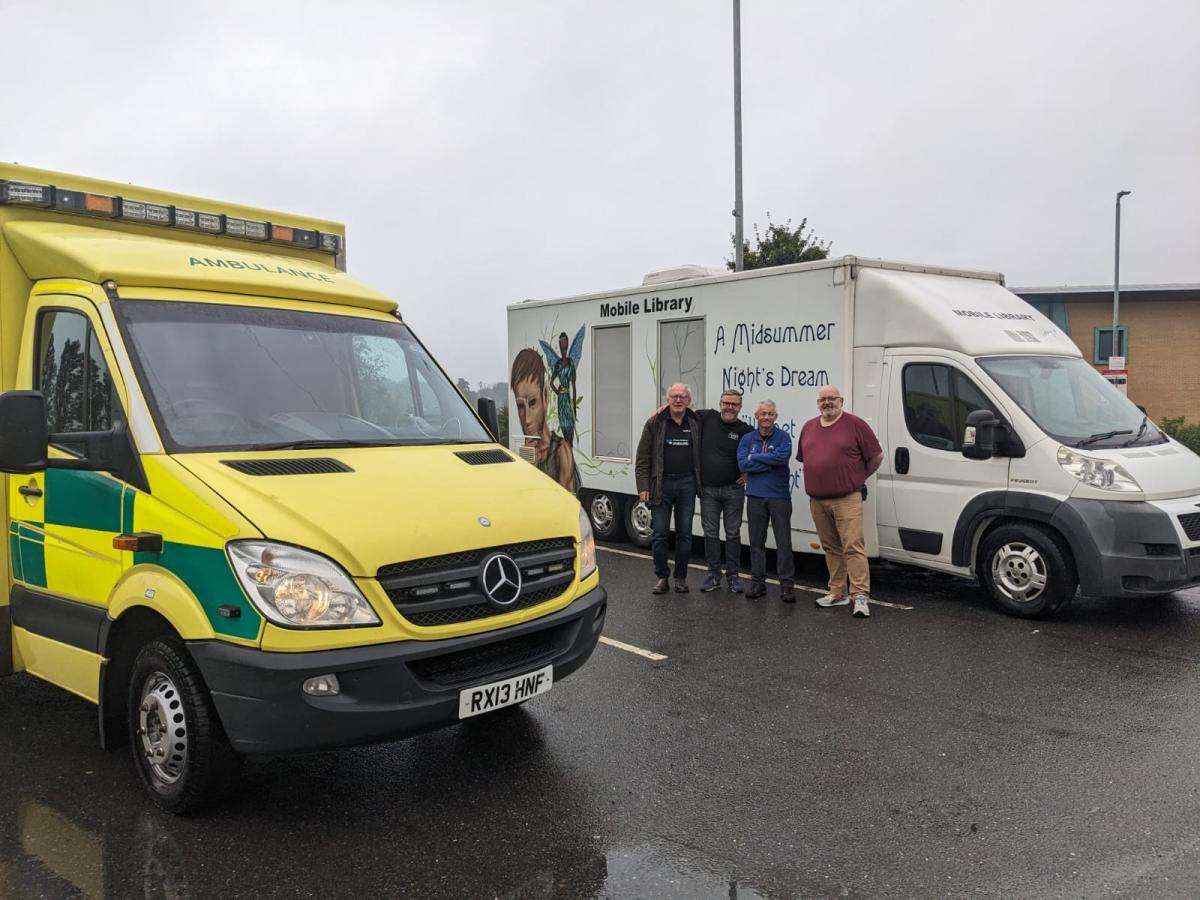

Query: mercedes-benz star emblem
[478,516,492,527]
[480,553,522,607]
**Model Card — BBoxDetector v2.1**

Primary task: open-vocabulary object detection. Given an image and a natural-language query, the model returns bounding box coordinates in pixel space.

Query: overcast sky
[3,0,1196,385]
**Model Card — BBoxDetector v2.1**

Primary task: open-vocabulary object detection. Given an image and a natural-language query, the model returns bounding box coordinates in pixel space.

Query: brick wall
[1065,301,1200,423]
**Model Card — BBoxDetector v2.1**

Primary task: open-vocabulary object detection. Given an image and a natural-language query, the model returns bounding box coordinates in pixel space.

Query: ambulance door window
[36,309,123,438]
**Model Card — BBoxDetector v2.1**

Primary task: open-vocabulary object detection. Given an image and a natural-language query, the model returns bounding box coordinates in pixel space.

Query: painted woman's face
[513,378,546,438]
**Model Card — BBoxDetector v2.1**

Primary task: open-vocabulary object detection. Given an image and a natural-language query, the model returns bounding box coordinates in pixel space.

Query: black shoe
[652,578,669,595]
[780,587,796,603]
[745,582,766,599]
[673,578,689,593]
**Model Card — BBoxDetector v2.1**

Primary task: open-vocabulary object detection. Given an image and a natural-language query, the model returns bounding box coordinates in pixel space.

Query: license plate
[458,665,553,719]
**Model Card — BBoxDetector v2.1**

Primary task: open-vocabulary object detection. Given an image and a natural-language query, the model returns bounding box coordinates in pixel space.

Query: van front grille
[377,538,575,627]
[1178,513,1200,541]
[408,626,565,687]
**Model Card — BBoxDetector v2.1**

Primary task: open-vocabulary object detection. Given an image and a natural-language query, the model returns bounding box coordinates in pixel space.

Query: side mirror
[476,397,499,442]
[0,391,49,474]
[962,408,999,460]
[1136,404,1147,414]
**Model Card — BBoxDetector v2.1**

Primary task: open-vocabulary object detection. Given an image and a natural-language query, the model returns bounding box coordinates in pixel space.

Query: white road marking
[599,636,668,661]
[597,544,914,611]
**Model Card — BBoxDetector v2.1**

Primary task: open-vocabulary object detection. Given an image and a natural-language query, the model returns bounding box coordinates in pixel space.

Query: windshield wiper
[1121,416,1149,447]
[242,438,400,451]
[1076,430,1133,448]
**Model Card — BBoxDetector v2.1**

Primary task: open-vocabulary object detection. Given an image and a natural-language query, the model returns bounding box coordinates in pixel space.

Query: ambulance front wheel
[128,638,242,814]
[625,498,654,548]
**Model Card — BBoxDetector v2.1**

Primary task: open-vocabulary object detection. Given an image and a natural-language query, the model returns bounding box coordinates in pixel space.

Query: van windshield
[977,355,1163,449]
[115,300,491,452]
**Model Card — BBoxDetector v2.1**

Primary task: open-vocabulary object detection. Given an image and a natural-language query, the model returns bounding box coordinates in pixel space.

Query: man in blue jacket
[737,399,795,601]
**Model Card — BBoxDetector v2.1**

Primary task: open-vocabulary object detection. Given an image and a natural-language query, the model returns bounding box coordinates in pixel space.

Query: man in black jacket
[635,383,703,594]
[696,390,753,593]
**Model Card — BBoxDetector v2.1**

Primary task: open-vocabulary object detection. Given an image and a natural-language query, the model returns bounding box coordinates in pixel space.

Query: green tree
[728,214,831,270]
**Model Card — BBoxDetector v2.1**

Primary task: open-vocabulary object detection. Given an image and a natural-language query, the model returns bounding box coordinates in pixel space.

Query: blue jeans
[652,474,696,579]
[701,483,745,576]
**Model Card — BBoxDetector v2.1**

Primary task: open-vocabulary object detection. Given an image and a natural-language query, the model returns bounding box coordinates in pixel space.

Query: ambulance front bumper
[188,585,606,755]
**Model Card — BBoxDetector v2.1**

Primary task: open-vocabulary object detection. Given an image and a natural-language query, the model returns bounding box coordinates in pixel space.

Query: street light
[1111,189,1131,365]
[732,0,744,272]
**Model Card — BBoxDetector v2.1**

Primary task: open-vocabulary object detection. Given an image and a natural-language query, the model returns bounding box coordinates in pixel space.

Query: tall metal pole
[733,0,744,271]
[1112,189,1131,360]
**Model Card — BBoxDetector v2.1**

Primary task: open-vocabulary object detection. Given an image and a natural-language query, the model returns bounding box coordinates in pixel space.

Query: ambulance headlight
[1056,447,1142,493]
[579,508,597,580]
[227,541,380,628]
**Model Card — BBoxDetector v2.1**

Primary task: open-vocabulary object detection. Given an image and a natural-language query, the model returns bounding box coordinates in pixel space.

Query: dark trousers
[701,483,745,576]
[747,495,794,586]
[652,474,696,579]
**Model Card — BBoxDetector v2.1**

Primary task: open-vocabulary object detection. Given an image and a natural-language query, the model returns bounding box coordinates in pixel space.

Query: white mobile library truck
[507,256,1200,617]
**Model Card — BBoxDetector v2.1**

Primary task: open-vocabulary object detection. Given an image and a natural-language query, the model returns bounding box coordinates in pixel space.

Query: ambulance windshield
[115,300,491,452]
[978,355,1164,449]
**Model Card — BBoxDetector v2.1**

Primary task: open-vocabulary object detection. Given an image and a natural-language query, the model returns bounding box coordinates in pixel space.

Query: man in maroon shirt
[795,385,884,618]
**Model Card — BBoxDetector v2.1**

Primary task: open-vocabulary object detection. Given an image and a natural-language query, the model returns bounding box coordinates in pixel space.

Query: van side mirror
[476,396,499,442]
[961,409,999,460]
[0,391,49,473]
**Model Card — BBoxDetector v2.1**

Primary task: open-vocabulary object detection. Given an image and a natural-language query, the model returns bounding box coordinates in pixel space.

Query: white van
[506,256,1200,617]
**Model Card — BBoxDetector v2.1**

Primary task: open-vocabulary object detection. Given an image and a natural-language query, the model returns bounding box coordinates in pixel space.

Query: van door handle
[894,447,910,475]
[18,484,43,498]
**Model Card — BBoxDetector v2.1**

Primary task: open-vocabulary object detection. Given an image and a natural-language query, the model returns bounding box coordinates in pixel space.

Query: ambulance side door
[10,298,130,672]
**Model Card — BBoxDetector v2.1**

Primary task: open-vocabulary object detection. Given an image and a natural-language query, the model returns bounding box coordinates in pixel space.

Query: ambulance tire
[978,523,1077,619]
[625,498,654,548]
[585,491,625,542]
[128,638,242,814]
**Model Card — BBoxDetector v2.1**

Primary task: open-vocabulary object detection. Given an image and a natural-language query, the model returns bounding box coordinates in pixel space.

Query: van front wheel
[128,639,242,814]
[979,523,1077,619]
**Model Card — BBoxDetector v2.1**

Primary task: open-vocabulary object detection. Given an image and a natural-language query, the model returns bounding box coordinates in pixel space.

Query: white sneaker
[815,594,849,608]
[852,594,870,618]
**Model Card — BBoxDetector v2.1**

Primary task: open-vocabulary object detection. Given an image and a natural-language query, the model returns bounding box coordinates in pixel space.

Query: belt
[663,472,694,479]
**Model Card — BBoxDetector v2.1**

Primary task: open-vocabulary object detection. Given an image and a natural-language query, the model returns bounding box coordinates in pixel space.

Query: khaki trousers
[809,491,870,597]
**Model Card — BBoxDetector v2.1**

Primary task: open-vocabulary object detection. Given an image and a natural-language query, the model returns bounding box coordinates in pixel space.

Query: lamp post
[732,0,744,272]
[1111,189,1131,364]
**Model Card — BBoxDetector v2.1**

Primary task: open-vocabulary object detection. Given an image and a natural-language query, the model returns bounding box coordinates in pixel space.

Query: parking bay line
[596,545,914,611]
[598,636,669,661]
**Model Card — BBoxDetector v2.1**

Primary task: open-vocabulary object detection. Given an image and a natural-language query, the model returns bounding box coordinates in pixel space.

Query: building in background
[1014,284,1200,425]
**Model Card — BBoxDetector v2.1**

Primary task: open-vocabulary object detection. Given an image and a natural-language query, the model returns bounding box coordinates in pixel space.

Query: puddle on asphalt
[601,843,771,899]
[0,800,777,900]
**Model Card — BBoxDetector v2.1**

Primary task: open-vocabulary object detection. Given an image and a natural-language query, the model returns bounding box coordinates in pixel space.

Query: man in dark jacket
[736,399,795,602]
[635,383,703,594]
[697,390,754,593]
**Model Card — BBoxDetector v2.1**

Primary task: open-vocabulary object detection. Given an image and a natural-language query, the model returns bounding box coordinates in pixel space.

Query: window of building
[593,325,631,459]
[658,318,705,408]
[1093,326,1129,364]
[1026,300,1070,335]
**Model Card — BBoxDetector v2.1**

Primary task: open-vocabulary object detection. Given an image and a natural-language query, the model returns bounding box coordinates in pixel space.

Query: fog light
[302,674,341,696]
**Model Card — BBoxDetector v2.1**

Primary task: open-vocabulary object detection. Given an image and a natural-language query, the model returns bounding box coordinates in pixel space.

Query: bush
[1160,416,1200,455]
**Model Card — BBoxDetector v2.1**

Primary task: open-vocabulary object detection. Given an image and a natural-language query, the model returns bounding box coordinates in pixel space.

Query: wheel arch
[952,491,1073,572]
[98,568,220,751]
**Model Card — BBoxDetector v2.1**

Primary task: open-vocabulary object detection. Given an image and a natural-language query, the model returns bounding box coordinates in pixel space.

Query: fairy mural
[509,325,585,494]
[540,328,584,447]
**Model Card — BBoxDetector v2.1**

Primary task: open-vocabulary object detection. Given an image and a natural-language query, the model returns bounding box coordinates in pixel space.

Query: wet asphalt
[4,543,1200,899]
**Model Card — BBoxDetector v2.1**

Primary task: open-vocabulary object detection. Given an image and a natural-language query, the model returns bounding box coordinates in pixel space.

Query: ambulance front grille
[377,538,576,627]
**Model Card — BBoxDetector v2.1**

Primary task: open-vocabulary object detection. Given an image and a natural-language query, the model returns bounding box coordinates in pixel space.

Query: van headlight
[227,541,381,628]
[579,508,597,580]
[1057,447,1142,493]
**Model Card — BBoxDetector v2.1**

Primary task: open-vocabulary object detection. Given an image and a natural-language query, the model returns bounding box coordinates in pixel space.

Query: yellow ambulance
[0,165,605,813]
